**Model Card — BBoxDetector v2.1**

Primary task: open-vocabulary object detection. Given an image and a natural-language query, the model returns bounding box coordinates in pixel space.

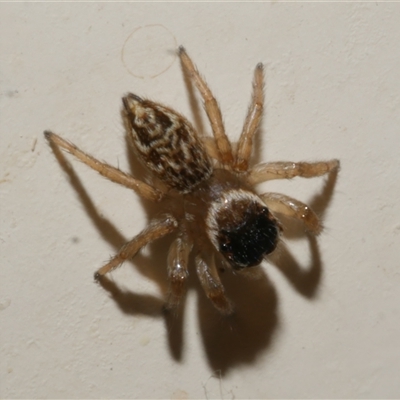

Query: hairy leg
[195,253,233,315]
[261,192,322,234]
[201,136,221,162]
[165,235,193,310]
[178,46,234,166]
[248,159,339,185]
[95,215,178,278]
[234,63,264,171]
[44,131,163,202]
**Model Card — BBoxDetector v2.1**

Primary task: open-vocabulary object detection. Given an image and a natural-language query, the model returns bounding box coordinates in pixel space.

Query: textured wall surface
[1,2,399,398]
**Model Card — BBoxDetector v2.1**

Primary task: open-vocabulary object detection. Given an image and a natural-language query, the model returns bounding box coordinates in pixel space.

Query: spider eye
[218,206,278,269]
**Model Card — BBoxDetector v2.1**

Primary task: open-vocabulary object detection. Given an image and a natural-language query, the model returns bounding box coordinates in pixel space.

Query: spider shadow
[174,61,339,374]
[47,119,279,370]
[121,78,281,367]
[269,167,340,299]
[195,168,338,374]
[122,128,189,359]
[178,64,279,372]
[46,138,168,318]
[196,266,279,374]
[47,60,339,373]
[48,130,189,357]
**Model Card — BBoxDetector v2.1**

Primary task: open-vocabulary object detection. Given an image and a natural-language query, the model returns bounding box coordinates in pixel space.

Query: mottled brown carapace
[45,47,339,315]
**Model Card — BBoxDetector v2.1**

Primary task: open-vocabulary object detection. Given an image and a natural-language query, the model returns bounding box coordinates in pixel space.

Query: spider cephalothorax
[45,47,339,315]
[206,189,279,269]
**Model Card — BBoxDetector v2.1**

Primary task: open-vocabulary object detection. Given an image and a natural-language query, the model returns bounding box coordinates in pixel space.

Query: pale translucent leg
[201,136,220,162]
[234,63,264,171]
[261,193,322,234]
[178,46,234,166]
[165,235,193,310]
[95,215,178,278]
[248,159,340,185]
[195,253,233,315]
[44,131,163,202]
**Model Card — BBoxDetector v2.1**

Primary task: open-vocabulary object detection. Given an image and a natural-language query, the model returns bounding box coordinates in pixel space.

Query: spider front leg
[95,215,178,279]
[178,46,234,167]
[248,159,340,185]
[165,235,193,310]
[234,63,264,171]
[44,131,163,202]
[261,193,322,235]
[195,253,233,315]
[201,136,220,162]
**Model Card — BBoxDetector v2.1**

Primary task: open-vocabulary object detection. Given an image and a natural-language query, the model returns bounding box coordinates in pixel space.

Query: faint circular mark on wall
[122,25,177,79]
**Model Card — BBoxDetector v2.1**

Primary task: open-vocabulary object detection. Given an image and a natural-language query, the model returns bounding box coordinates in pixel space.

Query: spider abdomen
[123,94,213,193]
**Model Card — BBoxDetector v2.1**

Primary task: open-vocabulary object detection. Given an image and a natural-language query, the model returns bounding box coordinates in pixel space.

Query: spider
[45,47,339,315]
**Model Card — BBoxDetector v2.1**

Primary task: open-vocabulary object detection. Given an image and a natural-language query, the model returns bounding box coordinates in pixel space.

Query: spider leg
[178,46,234,167]
[195,253,233,315]
[201,136,220,161]
[165,235,193,310]
[248,159,340,185]
[44,131,163,202]
[234,63,264,171]
[95,215,178,278]
[261,192,322,235]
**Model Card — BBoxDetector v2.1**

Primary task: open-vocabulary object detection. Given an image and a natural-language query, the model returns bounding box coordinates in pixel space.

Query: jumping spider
[45,47,339,315]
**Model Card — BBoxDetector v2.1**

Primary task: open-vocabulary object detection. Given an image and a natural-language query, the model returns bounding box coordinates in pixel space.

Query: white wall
[1,2,399,398]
